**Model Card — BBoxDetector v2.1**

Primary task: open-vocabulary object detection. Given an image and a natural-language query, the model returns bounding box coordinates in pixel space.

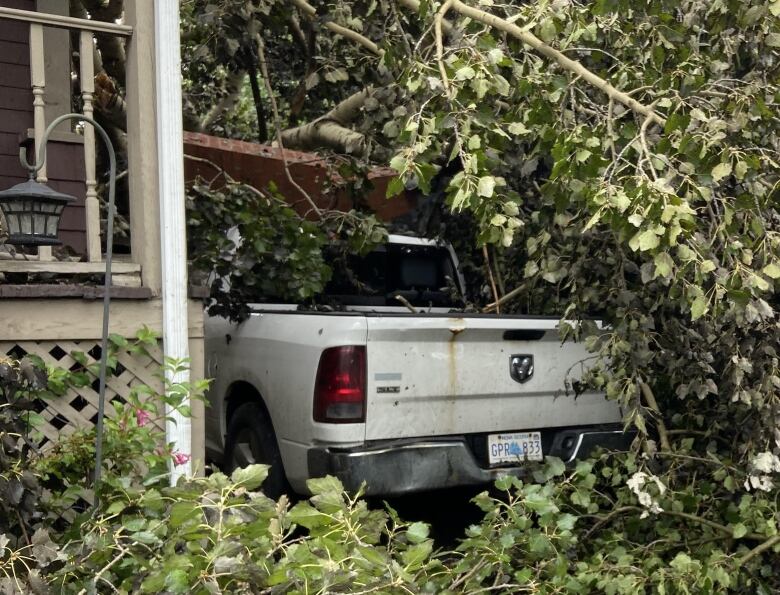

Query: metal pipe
[20,113,116,506]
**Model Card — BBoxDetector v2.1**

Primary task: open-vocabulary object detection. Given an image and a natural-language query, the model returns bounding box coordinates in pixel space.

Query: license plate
[488,431,543,464]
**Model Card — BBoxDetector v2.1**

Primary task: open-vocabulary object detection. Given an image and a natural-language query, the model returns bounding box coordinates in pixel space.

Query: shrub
[3,330,780,594]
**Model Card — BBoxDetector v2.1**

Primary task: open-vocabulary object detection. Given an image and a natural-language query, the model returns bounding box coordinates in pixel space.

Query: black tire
[224,402,290,499]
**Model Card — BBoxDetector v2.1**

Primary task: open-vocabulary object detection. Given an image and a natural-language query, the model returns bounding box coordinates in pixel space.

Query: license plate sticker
[488,431,543,464]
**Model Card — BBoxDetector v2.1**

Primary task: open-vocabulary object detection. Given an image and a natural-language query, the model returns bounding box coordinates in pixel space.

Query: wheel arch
[224,380,273,430]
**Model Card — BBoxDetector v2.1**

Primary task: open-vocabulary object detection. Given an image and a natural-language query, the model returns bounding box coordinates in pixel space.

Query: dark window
[323,243,462,308]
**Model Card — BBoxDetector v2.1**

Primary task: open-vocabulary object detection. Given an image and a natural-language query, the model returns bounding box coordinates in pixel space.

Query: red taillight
[313,346,366,423]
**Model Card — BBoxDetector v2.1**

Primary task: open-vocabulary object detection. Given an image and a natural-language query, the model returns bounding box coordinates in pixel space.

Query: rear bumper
[307,425,633,496]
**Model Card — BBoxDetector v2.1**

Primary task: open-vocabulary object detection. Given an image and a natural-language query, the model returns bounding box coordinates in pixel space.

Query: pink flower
[135,408,151,427]
[172,451,191,466]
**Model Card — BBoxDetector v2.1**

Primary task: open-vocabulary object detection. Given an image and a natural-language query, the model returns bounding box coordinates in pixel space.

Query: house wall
[0,0,34,193]
[0,0,88,255]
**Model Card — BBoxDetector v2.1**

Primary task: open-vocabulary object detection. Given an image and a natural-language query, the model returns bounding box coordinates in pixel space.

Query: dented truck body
[205,236,626,495]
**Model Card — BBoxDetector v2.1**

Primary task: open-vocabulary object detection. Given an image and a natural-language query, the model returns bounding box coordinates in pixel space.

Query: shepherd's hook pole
[20,113,116,509]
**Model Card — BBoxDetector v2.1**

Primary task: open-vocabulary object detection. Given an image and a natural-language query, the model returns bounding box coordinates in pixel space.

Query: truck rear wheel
[225,402,290,499]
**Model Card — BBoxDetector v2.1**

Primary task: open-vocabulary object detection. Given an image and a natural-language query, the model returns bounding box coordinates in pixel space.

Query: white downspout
[154,1,191,483]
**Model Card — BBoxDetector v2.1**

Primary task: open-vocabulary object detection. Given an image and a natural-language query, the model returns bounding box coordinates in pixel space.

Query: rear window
[322,243,463,308]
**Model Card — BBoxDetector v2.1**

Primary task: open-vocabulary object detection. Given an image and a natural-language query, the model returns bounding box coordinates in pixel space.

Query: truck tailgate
[364,315,621,440]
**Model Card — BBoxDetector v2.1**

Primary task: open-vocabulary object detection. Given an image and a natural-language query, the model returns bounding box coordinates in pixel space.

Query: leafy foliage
[187,178,332,321]
[186,174,388,321]
[3,345,780,592]
[0,356,47,548]
[385,0,780,470]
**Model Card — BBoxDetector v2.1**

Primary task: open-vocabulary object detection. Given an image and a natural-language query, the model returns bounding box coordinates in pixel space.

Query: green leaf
[670,552,698,573]
[382,120,400,138]
[493,74,510,96]
[700,260,716,274]
[122,517,146,532]
[711,162,732,182]
[130,531,160,545]
[538,18,557,42]
[288,502,327,529]
[141,571,167,593]
[638,230,661,252]
[306,475,344,496]
[732,523,748,539]
[691,296,708,321]
[478,176,496,198]
[545,456,566,478]
[170,501,200,528]
[402,540,433,569]
[611,191,631,213]
[556,513,577,531]
[677,245,695,261]
[487,48,505,64]
[762,263,780,279]
[108,333,128,348]
[454,66,476,81]
[523,492,559,515]
[771,0,780,16]
[406,521,430,544]
[386,176,404,198]
[230,464,269,490]
[508,122,529,135]
[575,149,592,163]
[653,252,674,279]
[767,33,780,47]
[164,569,191,594]
[583,210,601,231]
[524,261,539,277]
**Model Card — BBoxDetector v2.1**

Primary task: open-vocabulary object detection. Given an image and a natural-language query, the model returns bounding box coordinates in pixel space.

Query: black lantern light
[0,178,75,245]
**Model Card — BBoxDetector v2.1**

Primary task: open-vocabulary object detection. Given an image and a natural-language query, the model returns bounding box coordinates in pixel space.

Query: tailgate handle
[510,355,534,383]
[503,330,545,341]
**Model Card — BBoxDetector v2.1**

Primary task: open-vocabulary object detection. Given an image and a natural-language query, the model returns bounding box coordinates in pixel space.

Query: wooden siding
[0,1,33,169]
[0,0,87,255]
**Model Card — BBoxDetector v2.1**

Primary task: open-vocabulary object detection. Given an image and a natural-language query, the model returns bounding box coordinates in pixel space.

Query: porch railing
[0,7,137,277]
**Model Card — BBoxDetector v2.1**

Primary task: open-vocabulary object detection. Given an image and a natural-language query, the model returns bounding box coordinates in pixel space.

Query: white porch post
[154,2,191,483]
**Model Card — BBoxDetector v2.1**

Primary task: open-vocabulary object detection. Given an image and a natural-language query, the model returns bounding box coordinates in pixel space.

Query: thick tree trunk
[280,88,371,155]
[281,120,366,154]
[73,0,127,85]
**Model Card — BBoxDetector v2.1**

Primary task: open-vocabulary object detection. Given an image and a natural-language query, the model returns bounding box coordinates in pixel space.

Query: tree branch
[280,89,371,155]
[198,70,247,133]
[290,0,383,57]
[737,534,780,567]
[247,56,268,143]
[639,381,671,453]
[583,505,767,543]
[76,0,127,85]
[436,0,454,98]
[94,72,127,131]
[483,245,500,314]
[444,0,665,126]
[396,0,454,34]
[256,36,322,219]
[482,284,523,312]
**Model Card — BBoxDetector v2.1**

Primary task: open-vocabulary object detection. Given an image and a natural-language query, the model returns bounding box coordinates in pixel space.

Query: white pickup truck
[204,235,627,496]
